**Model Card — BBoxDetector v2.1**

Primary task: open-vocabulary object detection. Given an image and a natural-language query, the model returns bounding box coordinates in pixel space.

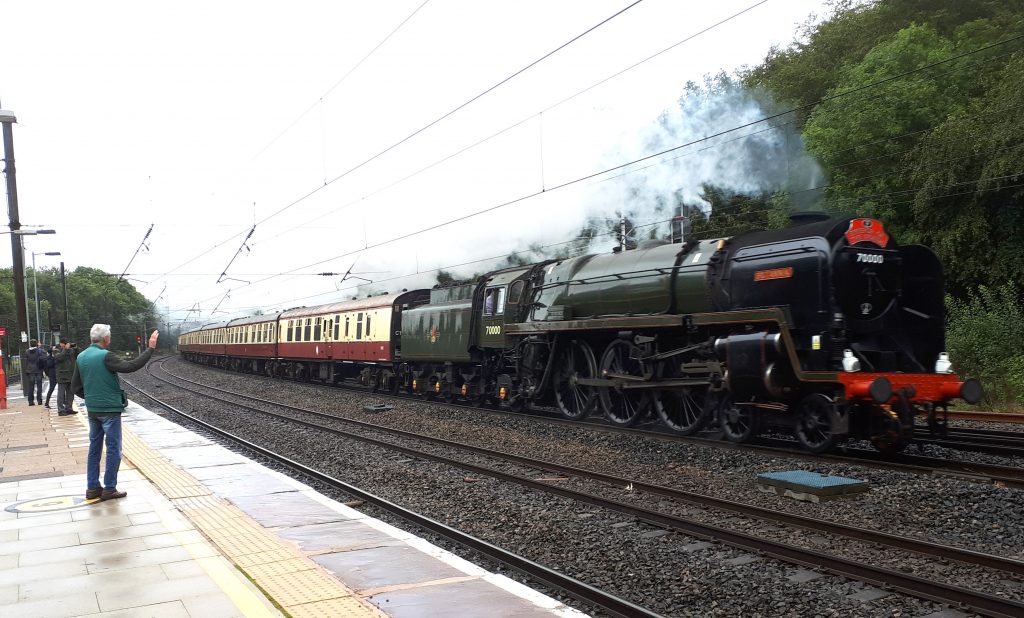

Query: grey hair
[90,324,112,342]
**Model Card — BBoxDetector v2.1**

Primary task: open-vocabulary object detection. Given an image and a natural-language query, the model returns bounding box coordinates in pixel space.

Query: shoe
[100,489,127,501]
[85,487,102,500]
[58,412,73,416]
[44,404,51,409]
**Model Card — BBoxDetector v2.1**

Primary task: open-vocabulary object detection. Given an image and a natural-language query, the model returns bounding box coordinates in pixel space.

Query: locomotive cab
[477,267,532,350]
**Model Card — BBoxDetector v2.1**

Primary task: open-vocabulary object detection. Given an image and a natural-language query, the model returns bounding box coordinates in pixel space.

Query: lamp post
[31,251,61,346]
[1,108,29,371]
[5,230,57,345]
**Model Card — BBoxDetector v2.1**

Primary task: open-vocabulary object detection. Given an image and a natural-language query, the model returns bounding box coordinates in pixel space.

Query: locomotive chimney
[788,211,831,226]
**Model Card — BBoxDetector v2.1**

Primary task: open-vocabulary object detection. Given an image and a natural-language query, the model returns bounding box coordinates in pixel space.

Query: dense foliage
[0,266,160,361]
[946,285,1024,409]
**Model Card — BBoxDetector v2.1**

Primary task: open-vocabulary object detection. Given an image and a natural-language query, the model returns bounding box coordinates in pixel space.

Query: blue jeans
[87,413,123,490]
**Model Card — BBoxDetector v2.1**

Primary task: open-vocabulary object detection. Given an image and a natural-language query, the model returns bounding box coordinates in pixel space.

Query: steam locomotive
[179,213,981,453]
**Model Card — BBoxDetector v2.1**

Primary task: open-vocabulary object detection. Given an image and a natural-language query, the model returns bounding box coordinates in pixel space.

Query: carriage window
[287,320,294,342]
[366,315,372,339]
[304,318,312,341]
[356,313,363,340]
[345,316,350,338]
[334,316,340,339]
[508,280,525,304]
[314,317,322,341]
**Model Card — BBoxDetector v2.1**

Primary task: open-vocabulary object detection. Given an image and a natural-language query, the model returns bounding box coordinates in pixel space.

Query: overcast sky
[1,0,831,328]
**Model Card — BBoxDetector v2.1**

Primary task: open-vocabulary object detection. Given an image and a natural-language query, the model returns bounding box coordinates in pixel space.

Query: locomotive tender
[179,213,981,453]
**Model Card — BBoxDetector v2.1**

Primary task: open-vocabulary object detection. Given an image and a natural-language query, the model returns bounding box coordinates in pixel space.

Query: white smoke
[588,74,825,237]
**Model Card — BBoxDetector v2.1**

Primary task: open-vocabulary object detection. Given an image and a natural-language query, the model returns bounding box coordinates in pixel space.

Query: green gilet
[76,344,128,413]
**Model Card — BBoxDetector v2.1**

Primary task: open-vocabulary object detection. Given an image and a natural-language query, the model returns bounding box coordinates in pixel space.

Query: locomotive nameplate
[754,267,793,281]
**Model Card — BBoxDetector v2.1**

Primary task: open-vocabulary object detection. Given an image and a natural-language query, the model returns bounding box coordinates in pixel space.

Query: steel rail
[152,359,1024,575]
[123,376,661,618]
[171,355,1024,488]
[946,411,1024,424]
[137,364,1024,618]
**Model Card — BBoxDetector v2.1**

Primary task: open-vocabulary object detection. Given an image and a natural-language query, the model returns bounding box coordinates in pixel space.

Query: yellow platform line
[116,426,385,618]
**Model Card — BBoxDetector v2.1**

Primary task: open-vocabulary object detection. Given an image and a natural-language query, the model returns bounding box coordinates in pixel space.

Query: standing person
[22,339,45,406]
[53,339,76,415]
[42,347,58,409]
[72,324,159,501]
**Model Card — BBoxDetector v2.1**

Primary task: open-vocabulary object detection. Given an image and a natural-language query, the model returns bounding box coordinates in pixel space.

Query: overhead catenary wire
[179,162,1024,320]
[147,0,645,287]
[250,0,434,163]
[164,25,1024,320]
[238,34,1024,282]
[252,0,774,248]
[247,28,1024,268]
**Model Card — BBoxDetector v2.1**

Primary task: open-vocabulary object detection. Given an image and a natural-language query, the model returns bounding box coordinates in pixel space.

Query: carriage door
[324,316,334,358]
[480,285,506,347]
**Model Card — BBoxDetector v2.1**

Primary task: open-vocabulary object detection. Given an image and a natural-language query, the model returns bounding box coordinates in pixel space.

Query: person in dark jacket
[53,338,77,415]
[43,347,58,409]
[72,324,159,501]
[22,340,45,405]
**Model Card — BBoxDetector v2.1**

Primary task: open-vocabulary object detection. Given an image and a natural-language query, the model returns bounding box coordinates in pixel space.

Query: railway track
[913,426,1024,457]
[172,355,1024,488]
[131,358,1024,618]
[129,365,657,618]
[946,410,1024,424]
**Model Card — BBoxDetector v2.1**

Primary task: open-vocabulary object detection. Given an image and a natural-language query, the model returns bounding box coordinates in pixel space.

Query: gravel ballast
[128,358,1023,617]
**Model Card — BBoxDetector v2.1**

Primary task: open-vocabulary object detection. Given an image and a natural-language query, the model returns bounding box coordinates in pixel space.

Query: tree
[0,266,159,353]
[744,0,1024,293]
[908,53,1024,294]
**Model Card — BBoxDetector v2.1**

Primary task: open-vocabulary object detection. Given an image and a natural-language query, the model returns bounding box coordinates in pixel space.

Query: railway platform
[1,385,585,617]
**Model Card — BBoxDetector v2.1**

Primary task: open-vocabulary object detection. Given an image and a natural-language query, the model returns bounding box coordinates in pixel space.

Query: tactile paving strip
[290,597,379,618]
[120,424,384,617]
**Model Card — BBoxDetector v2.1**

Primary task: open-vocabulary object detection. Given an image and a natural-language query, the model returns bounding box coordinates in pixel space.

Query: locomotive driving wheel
[553,340,597,420]
[794,393,835,453]
[598,340,651,426]
[718,393,758,443]
[653,364,712,435]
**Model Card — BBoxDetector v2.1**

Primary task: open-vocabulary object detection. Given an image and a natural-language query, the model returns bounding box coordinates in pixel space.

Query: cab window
[508,280,525,304]
[484,287,506,316]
